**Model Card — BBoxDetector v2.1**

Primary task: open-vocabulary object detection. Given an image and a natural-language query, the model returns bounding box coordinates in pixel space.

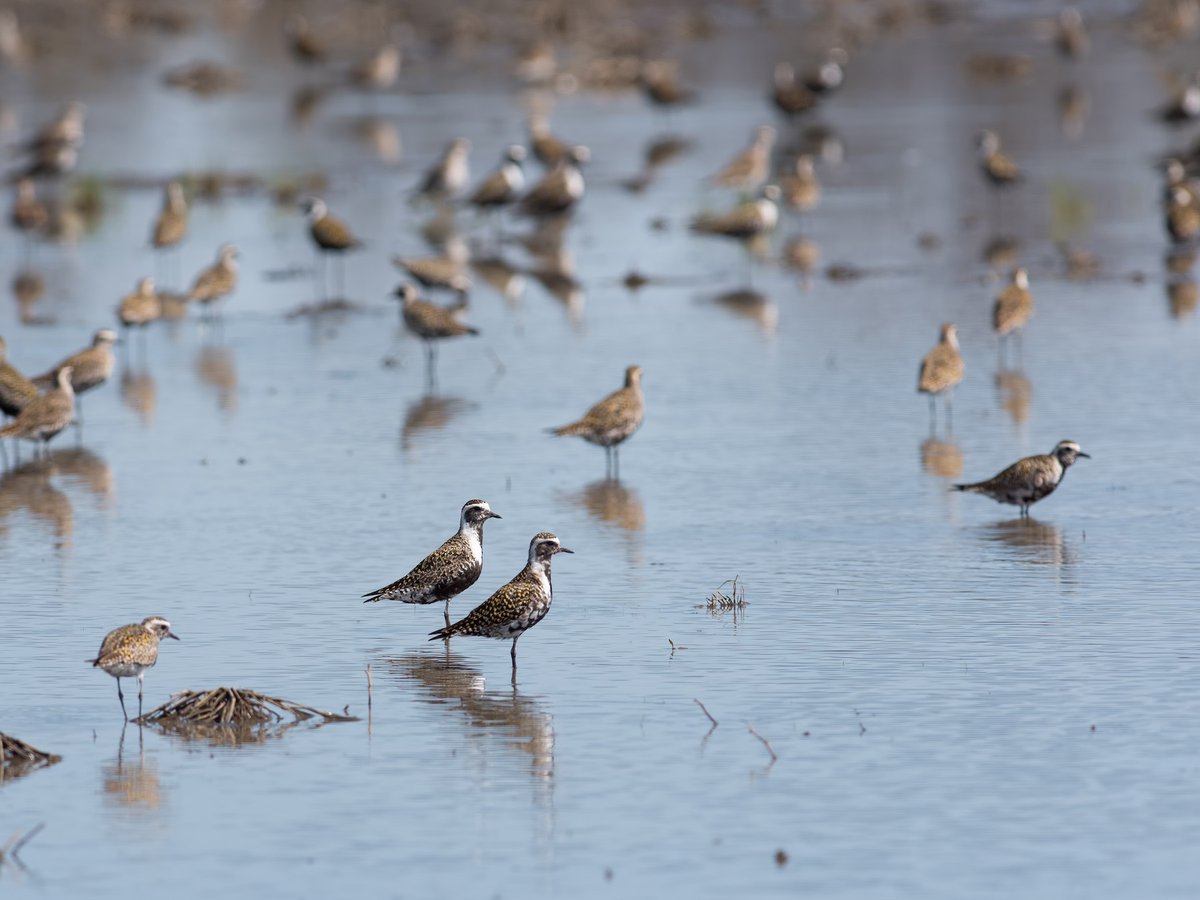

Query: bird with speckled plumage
[976,129,1021,187]
[88,616,179,720]
[993,267,1033,347]
[918,323,964,425]
[430,532,572,670]
[550,365,644,475]
[188,244,239,313]
[954,440,1090,516]
[0,335,38,418]
[364,499,501,627]
[32,329,117,407]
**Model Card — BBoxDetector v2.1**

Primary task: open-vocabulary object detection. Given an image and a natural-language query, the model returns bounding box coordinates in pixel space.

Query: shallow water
[2,3,1200,897]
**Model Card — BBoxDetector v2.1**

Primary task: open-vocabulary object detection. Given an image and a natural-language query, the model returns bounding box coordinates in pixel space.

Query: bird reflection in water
[195,343,237,412]
[11,269,48,325]
[386,652,554,783]
[120,366,157,427]
[919,436,963,479]
[526,248,584,328]
[994,368,1032,425]
[352,116,401,165]
[1167,279,1197,319]
[50,446,114,508]
[402,392,473,454]
[102,725,163,814]
[0,456,72,549]
[470,256,526,307]
[710,288,777,336]
[561,478,645,564]
[980,518,1072,568]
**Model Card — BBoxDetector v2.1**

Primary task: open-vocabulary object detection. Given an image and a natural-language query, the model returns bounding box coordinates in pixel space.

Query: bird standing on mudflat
[363,499,501,627]
[550,365,644,475]
[88,616,179,720]
[429,532,573,672]
[954,440,1090,517]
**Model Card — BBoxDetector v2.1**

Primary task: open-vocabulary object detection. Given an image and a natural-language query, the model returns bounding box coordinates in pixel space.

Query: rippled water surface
[3,3,1200,897]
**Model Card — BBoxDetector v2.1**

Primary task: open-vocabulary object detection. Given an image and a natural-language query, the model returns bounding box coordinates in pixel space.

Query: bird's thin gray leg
[138,674,145,719]
[511,636,519,669]
[443,600,451,630]
[116,678,127,721]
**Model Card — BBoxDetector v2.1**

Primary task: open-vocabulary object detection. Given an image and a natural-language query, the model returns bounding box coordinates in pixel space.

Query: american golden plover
[117,277,162,330]
[710,125,776,191]
[641,60,695,109]
[414,138,471,201]
[188,244,239,315]
[33,329,117,412]
[363,498,501,627]
[954,440,1090,516]
[391,237,471,295]
[1160,72,1200,125]
[9,177,48,236]
[1166,187,1200,243]
[88,616,179,720]
[351,45,400,92]
[993,267,1033,354]
[771,63,817,117]
[395,283,478,377]
[780,155,820,211]
[917,322,964,427]
[1055,8,1089,58]
[803,49,847,95]
[550,365,644,474]
[0,335,38,418]
[690,185,780,239]
[528,114,572,168]
[285,14,326,65]
[429,532,573,671]
[151,181,187,253]
[469,145,527,211]
[302,198,362,295]
[976,129,1021,187]
[519,145,588,216]
[0,365,74,452]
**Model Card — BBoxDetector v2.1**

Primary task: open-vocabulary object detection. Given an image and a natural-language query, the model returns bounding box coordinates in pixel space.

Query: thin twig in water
[747,724,778,762]
[694,699,718,728]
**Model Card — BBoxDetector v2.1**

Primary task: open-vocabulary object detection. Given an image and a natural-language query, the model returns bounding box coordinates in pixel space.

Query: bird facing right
[954,440,1090,516]
[429,532,573,671]
[550,365,644,474]
[88,616,180,720]
[363,499,501,627]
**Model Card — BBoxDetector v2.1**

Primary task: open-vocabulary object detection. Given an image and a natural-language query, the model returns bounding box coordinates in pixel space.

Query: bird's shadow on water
[380,651,555,783]
[977,517,1074,568]
[101,725,164,816]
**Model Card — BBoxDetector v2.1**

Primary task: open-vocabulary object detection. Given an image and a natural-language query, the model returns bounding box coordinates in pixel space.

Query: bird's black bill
[167,632,181,640]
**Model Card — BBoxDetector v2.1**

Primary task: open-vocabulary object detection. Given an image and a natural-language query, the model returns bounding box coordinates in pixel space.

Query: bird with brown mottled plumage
[780,155,820,211]
[351,45,400,91]
[976,129,1021,187]
[0,365,74,452]
[391,239,471,295]
[394,283,478,378]
[519,146,588,216]
[955,440,1090,517]
[414,138,471,201]
[187,244,239,313]
[10,177,47,235]
[151,181,187,250]
[993,267,1033,344]
[32,330,117,402]
[770,62,817,117]
[0,335,38,418]
[528,114,572,168]
[550,366,644,475]
[918,323,964,428]
[429,532,573,672]
[363,499,501,627]
[117,277,161,330]
[1166,187,1200,242]
[88,616,179,720]
[469,145,526,210]
[710,125,775,191]
[285,14,326,65]
[690,185,780,239]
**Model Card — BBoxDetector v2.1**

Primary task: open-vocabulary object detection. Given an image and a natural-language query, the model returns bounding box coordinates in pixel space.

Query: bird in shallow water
[0,365,74,454]
[770,62,817,117]
[549,365,644,476]
[32,329,117,414]
[975,129,1021,187]
[917,322,964,429]
[519,145,588,216]
[187,244,239,316]
[413,138,471,202]
[469,144,526,212]
[301,198,362,296]
[429,532,573,673]
[993,267,1033,355]
[690,185,780,239]
[117,277,161,331]
[88,616,179,720]
[710,125,776,191]
[363,499,501,628]
[954,440,1090,517]
[394,283,478,381]
[0,335,38,419]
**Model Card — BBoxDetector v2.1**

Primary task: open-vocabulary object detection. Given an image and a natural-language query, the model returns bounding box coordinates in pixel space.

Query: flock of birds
[2,2,1200,718]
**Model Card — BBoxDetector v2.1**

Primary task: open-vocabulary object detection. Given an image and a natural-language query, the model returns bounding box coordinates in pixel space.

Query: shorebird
[32,330,117,412]
[976,129,1021,187]
[88,616,179,720]
[117,277,161,330]
[363,499,501,627]
[690,184,780,239]
[413,138,471,201]
[1160,72,1200,125]
[301,198,362,296]
[16,101,85,158]
[151,181,187,259]
[549,365,644,474]
[9,177,47,237]
[780,155,820,211]
[391,238,471,295]
[187,244,239,316]
[710,125,776,191]
[917,323,964,429]
[0,365,74,453]
[395,283,478,377]
[641,60,695,111]
[518,145,588,216]
[1054,8,1089,58]
[993,267,1033,355]
[770,62,817,117]
[351,45,400,92]
[803,49,846,95]
[528,114,572,168]
[1166,187,1200,242]
[469,145,526,212]
[429,532,573,672]
[0,335,38,418]
[954,440,1090,516]
[285,14,326,64]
